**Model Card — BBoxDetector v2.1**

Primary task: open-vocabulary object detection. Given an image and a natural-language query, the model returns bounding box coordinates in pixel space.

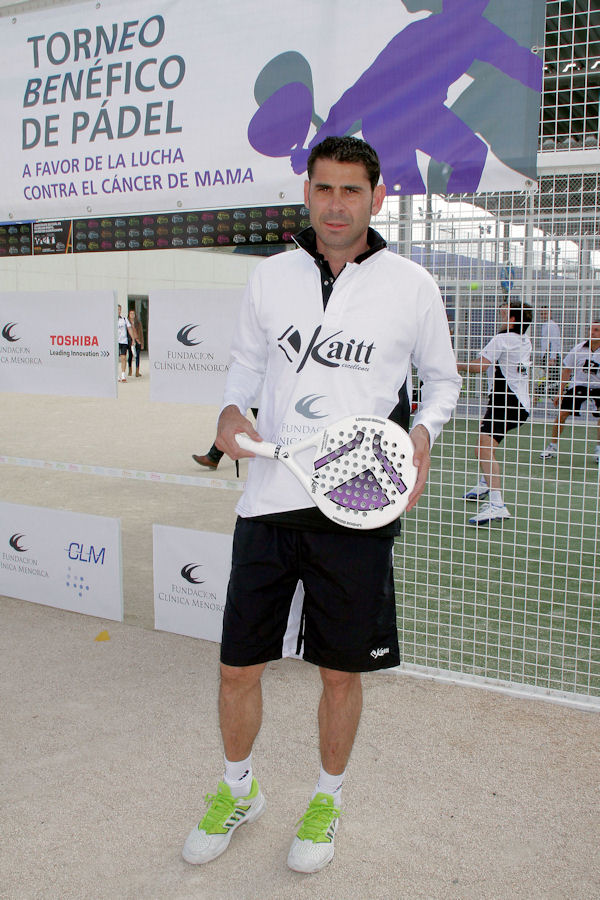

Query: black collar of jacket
[293,226,387,267]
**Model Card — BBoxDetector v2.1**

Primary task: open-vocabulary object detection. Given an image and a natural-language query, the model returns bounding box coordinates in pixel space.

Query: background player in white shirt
[540,321,600,464]
[535,306,562,400]
[539,306,562,367]
[457,301,532,524]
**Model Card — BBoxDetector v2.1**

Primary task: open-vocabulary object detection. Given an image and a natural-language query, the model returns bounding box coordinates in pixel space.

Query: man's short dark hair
[306,137,381,190]
[506,300,533,334]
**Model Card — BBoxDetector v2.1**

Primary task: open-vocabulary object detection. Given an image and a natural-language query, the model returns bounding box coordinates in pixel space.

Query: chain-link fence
[374,170,599,705]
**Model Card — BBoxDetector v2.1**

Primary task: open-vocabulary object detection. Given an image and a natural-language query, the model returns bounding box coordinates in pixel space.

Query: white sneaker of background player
[468,501,510,525]
[463,480,489,500]
[540,444,557,459]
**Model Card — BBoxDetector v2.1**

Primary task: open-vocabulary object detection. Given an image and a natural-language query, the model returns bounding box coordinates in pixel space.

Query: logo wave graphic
[177,325,202,347]
[2,323,19,342]
[181,563,204,584]
[295,394,328,420]
[9,533,28,552]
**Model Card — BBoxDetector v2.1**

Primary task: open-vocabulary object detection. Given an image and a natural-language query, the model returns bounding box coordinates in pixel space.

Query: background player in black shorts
[457,301,532,525]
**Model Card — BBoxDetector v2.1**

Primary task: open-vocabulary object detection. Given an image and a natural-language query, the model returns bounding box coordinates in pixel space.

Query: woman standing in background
[127,308,144,377]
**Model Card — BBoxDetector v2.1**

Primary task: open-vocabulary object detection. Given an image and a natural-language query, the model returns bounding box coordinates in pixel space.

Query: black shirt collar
[293,226,386,310]
[293,225,387,267]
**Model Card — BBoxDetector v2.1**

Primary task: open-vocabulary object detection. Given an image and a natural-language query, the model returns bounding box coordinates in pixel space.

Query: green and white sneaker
[182,778,266,865]
[287,793,340,874]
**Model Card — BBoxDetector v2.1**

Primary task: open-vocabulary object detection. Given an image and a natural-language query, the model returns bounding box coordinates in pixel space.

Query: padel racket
[236,414,417,530]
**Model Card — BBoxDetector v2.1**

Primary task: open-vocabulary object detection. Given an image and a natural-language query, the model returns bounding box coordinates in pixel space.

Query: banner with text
[153,524,231,642]
[0,0,543,221]
[0,501,122,620]
[0,290,116,397]
[149,288,241,404]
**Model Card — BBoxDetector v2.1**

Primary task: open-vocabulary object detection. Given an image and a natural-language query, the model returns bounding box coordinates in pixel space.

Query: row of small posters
[1,204,307,257]
[0,502,304,657]
[0,288,242,402]
[0,502,233,644]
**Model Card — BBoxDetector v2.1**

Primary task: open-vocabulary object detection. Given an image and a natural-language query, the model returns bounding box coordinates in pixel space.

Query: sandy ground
[1,369,599,899]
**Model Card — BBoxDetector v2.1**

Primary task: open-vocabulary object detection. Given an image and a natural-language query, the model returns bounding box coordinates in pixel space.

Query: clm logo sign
[65,543,106,565]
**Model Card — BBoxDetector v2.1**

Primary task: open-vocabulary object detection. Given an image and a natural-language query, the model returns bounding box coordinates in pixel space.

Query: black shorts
[118,343,129,356]
[480,389,529,443]
[560,385,600,416]
[220,518,400,673]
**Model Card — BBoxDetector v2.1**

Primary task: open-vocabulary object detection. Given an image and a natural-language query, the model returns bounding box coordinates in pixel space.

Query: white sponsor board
[149,288,241,404]
[0,501,122,620]
[0,0,542,221]
[153,524,231,642]
[0,290,116,397]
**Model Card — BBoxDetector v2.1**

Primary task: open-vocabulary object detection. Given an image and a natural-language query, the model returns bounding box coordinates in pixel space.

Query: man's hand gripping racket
[235,414,418,530]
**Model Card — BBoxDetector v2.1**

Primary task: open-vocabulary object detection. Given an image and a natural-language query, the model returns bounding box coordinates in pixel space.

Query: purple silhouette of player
[288,0,542,193]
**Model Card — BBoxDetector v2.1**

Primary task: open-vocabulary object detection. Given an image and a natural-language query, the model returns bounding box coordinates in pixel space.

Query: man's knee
[220,662,265,693]
[476,433,493,457]
[320,667,361,697]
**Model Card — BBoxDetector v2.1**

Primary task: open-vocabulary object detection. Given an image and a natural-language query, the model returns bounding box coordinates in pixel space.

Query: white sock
[478,475,488,487]
[314,765,345,807]
[547,441,557,449]
[490,490,503,506]
[224,753,253,798]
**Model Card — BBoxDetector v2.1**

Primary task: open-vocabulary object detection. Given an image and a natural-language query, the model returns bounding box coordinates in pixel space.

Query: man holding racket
[182,136,460,873]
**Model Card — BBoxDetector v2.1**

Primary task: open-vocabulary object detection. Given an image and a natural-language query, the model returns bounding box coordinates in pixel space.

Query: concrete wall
[0,247,261,302]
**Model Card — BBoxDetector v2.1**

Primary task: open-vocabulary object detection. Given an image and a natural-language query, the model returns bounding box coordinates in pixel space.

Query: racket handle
[235,432,278,459]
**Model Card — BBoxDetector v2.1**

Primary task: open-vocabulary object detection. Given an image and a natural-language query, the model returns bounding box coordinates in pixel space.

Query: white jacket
[222,240,461,518]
